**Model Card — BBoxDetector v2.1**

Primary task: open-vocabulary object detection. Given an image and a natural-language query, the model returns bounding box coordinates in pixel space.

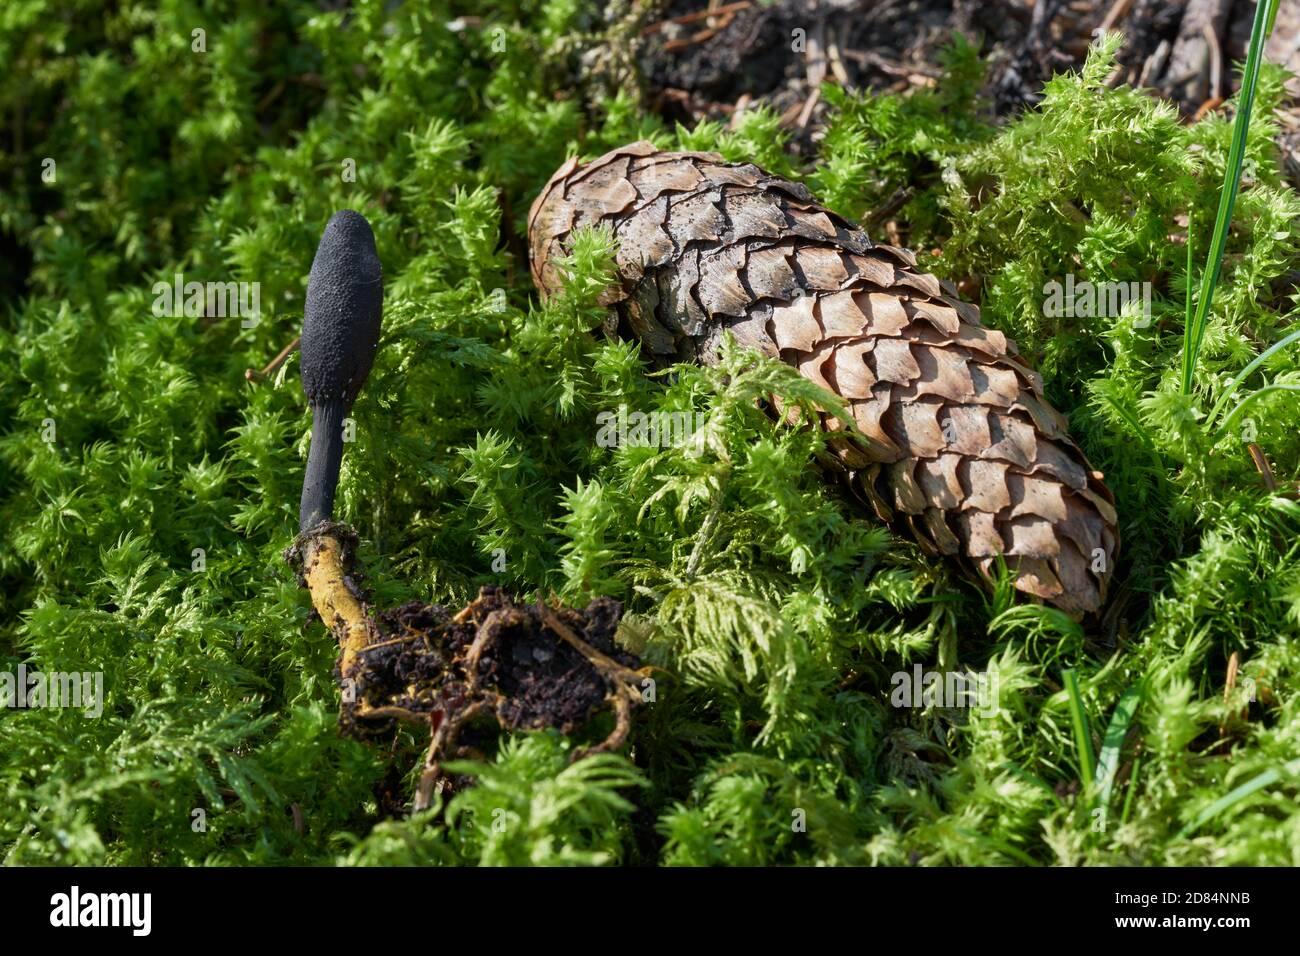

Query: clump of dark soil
[638,0,1097,138]
[343,587,647,807]
[559,2,1298,184]
[630,0,1298,169]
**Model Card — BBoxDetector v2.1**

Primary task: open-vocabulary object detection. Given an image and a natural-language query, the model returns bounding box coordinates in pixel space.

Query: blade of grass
[1093,382,1160,454]
[1213,383,1300,440]
[1180,0,1280,395]
[1063,668,1095,792]
[1120,749,1142,827]
[1179,757,1300,838]
[1181,217,1195,393]
[1206,325,1300,429]
[1095,684,1142,810]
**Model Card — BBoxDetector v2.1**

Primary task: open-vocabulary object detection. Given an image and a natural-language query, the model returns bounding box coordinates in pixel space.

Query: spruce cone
[528,142,1118,616]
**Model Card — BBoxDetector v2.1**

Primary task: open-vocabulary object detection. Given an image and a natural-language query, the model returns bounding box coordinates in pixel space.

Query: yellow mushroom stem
[301,532,374,680]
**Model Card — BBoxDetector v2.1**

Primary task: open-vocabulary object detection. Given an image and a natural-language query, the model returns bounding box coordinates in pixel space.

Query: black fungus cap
[300,209,384,408]
[298,209,383,532]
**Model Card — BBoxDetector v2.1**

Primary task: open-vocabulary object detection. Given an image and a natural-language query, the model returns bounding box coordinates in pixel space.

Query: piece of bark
[528,142,1119,616]
[1158,0,1233,109]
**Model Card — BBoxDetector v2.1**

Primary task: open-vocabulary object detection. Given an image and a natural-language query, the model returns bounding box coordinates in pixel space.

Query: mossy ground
[2,3,1299,866]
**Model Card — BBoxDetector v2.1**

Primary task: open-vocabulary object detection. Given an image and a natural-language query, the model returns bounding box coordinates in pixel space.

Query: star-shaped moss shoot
[298,209,383,532]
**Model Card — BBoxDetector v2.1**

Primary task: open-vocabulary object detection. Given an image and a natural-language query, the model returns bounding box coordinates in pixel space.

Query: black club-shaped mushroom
[298,209,384,532]
[283,208,649,799]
